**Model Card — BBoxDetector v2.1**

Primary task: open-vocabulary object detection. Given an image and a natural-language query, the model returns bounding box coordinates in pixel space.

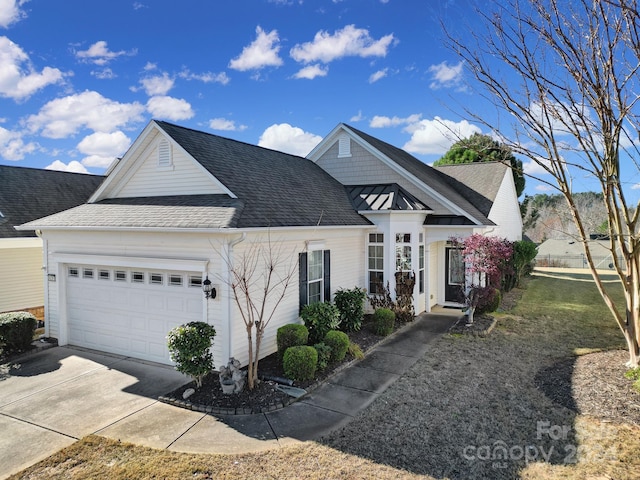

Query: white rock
[183,388,195,399]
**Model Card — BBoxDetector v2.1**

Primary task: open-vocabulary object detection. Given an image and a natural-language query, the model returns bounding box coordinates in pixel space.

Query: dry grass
[10,271,640,480]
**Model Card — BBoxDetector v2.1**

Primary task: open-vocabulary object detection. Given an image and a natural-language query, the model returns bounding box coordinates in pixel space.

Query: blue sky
[0,0,635,199]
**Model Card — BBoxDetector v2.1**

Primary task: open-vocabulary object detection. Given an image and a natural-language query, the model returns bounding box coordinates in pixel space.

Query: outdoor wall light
[203,276,216,299]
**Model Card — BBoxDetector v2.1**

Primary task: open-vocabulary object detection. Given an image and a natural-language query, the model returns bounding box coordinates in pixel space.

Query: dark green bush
[313,342,332,371]
[324,330,350,363]
[0,312,37,353]
[276,323,309,360]
[334,287,367,332]
[167,321,216,388]
[374,308,395,336]
[477,288,501,314]
[300,301,341,344]
[283,345,318,381]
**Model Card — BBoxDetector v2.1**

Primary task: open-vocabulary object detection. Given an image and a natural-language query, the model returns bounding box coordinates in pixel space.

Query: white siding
[114,141,225,198]
[0,239,44,312]
[316,141,455,216]
[487,172,523,241]
[428,241,440,308]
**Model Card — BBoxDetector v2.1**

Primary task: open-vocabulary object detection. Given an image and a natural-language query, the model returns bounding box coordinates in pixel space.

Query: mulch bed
[161,316,398,414]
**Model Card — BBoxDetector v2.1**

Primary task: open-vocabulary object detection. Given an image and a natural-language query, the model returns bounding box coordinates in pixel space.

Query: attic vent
[338,135,351,158]
[157,139,172,167]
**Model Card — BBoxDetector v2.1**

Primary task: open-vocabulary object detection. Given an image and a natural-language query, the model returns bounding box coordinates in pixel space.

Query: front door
[444,247,464,303]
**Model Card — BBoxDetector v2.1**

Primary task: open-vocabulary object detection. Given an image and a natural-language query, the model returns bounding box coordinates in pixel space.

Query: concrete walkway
[0,311,459,479]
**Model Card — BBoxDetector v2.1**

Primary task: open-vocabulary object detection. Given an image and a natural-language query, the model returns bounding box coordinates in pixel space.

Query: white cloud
[632,183,640,190]
[91,67,116,79]
[402,117,482,155]
[209,117,247,131]
[27,90,145,138]
[369,68,388,83]
[0,124,36,160]
[370,113,422,128]
[179,69,230,85]
[0,36,64,100]
[0,0,27,28]
[523,157,552,176]
[229,26,283,71]
[81,155,117,168]
[350,110,364,122]
[77,130,130,157]
[139,72,174,96]
[146,95,193,121]
[535,183,554,192]
[290,25,395,64]
[292,64,328,80]
[258,123,322,157]
[45,160,89,174]
[428,61,464,90]
[75,40,136,66]
[143,62,156,71]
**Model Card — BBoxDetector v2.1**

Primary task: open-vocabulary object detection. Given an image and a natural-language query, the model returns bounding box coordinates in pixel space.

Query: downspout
[226,233,246,363]
[35,230,49,338]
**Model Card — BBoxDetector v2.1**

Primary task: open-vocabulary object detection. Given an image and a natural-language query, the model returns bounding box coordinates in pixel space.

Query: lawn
[10,271,640,480]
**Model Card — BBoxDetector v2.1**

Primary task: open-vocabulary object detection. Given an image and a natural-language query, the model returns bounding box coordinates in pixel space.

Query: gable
[92,122,232,201]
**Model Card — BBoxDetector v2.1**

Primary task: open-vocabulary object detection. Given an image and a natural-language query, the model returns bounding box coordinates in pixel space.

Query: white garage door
[65,264,203,365]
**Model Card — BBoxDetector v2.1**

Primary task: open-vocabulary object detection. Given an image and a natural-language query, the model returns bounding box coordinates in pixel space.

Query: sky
[0,0,638,200]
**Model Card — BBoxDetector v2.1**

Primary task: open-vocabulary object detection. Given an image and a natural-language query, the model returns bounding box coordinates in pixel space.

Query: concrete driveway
[0,346,188,479]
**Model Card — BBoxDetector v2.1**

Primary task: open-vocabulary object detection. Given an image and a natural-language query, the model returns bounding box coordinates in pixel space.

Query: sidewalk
[97,311,460,454]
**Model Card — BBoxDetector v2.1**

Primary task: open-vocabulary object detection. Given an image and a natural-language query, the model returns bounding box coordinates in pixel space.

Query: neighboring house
[0,166,103,318]
[19,121,522,367]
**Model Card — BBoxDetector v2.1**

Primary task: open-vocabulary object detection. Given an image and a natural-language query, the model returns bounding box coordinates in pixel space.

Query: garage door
[65,264,203,365]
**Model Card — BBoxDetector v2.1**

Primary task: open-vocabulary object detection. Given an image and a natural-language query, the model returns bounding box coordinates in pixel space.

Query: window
[189,275,202,288]
[299,250,330,310]
[169,274,183,286]
[150,273,163,285]
[68,267,79,277]
[83,268,94,279]
[132,271,145,283]
[115,271,127,282]
[368,233,384,294]
[419,244,425,293]
[157,138,172,167]
[448,249,464,285]
[98,270,110,280]
[395,233,412,272]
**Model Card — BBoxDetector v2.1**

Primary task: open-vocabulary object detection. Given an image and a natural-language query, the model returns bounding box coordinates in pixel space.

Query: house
[0,166,103,318]
[19,121,522,368]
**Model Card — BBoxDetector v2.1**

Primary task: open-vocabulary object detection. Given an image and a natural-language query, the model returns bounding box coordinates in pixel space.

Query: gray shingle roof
[433,162,508,217]
[156,121,371,229]
[20,195,243,229]
[1,165,103,237]
[343,124,495,225]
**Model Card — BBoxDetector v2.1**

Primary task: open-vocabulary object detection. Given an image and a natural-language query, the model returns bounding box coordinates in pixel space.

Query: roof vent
[338,134,351,158]
[157,138,172,167]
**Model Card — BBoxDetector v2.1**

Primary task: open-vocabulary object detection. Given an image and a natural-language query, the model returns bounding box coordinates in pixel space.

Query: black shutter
[299,252,308,312]
[323,250,331,302]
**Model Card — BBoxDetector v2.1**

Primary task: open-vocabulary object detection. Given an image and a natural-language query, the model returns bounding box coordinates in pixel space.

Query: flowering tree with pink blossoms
[451,234,513,324]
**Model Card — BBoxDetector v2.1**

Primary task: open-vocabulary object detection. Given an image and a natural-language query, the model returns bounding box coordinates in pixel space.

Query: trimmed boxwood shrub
[334,287,367,332]
[0,311,37,353]
[283,345,318,382]
[374,308,395,336]
[167,321,216,388]
[477,288,502,314]
[277,323,309,360]
[300,301,341,344]
[324,330,350,363]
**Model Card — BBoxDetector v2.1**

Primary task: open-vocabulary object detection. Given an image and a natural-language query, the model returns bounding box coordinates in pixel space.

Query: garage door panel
[64,265,203,365]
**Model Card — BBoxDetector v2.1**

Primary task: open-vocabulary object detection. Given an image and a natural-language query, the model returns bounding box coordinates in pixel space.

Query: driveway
[0,346,188,479]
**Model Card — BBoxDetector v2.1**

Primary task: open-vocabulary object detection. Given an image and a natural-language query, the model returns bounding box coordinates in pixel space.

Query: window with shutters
[157,138,172,167]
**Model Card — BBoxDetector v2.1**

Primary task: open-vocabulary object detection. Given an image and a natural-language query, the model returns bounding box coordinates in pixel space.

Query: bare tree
[447,0,640,366]
[222,235,298,390]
